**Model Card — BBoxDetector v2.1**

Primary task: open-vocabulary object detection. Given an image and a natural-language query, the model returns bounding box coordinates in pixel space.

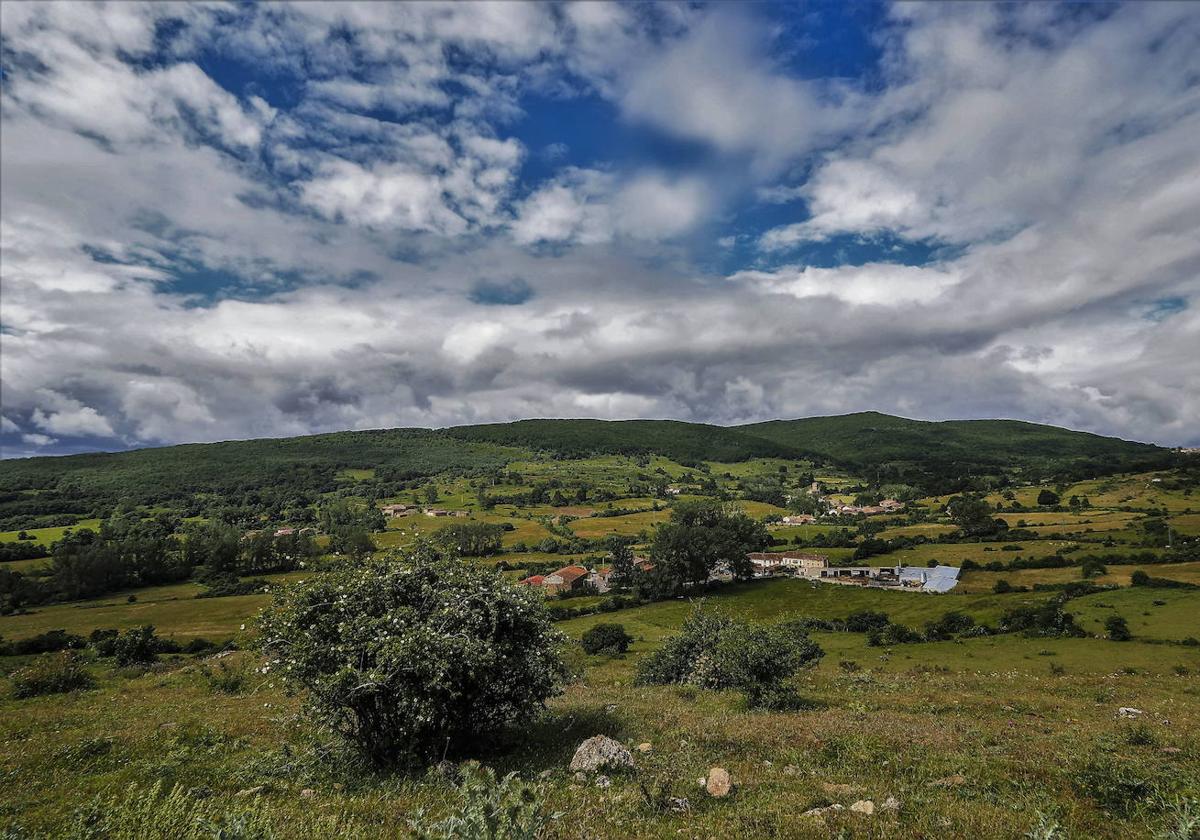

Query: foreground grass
[1,640,1196,839]
[2,576,1198,838]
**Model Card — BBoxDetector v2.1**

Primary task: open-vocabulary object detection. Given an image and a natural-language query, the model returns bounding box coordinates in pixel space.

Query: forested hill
[442,419,792,463]
[739,412,1174,486]
[0,414,1174,515]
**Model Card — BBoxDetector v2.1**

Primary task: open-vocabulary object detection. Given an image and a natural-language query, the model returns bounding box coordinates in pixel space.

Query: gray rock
[667,797,691,813]
[595,775,611,789]
[235,785,264,798]
[882,796,901,811]
[569,735,635,774]
[299,788,316,799]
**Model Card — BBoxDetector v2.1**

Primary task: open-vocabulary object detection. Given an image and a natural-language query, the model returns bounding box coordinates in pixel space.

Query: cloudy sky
[1,1,1198,457]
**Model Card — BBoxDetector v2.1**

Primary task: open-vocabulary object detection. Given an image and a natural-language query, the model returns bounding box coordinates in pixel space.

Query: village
[518,551,960,597]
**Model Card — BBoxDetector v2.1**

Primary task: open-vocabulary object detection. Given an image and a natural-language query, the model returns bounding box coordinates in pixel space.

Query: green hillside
[0,413,1173,525]
[0,429,521,508]
[444,418,794,463]
[739,412,1172,484]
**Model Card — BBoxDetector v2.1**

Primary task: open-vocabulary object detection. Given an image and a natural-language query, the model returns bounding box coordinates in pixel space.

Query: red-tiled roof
[551,565,589,583]
[521,575,545,586]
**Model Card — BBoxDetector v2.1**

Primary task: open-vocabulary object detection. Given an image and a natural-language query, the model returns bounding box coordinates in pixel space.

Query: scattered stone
[820,782,863,796]
[595,775,611,789]
[928,774,966,788]
[332,782,344,791]
[158,722,179,732]
[574,772,588,783]
[212,650,236,660]
[569,735,635,774]
[697,777,707,788]
[850,800,875,816]
[782,765,799,776]
[667,797,691,813]
[882,796,901,811]
[636,742,653,753]
[1161,746,1182,754]
[706,767,732,798]
[1118,707,1144,718]
[299,788,316,799]
[235,785,264,798]
[762,759,772,768]
[802,804,845,818]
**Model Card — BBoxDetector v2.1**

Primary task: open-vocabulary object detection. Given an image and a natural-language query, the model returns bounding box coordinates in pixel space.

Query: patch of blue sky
[469,278,534,306]
[1142,296,1188,322]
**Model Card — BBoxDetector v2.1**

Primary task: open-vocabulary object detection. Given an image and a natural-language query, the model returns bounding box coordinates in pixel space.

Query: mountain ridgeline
[0,413,1175,521]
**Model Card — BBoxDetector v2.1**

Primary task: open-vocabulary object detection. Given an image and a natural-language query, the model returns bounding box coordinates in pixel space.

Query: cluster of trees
[0,516,321,613]
[434,522,506,556]
[946,494,1010,538]
[636,501,769,597]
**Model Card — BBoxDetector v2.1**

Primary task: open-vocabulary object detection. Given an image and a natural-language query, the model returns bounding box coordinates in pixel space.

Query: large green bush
[259,548,568,766]
[636,606,822,708]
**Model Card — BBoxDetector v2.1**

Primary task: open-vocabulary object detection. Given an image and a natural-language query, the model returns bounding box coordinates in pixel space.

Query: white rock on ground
[850,799,875,815]
[569,735,636,774]
[706,767,732,797]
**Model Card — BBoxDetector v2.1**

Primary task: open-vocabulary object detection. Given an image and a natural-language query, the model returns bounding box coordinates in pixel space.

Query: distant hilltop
[0,412,1178,510]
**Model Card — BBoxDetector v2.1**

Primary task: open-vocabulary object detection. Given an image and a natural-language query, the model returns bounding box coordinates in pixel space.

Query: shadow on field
[488,704,625,773]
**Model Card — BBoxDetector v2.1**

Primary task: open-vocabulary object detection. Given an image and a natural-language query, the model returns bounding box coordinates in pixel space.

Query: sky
[1,1,1198,458]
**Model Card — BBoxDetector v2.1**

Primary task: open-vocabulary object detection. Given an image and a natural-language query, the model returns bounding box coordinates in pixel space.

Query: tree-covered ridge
[0,430,522,504]
[0,413,1174,529]
[443,418,795,463]
[739,412,1174,490]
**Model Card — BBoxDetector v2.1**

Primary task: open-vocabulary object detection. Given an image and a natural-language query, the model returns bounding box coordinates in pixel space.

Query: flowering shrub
[258,547,568,766]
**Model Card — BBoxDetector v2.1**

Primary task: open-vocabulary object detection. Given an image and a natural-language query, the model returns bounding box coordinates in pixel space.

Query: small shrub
[843,610,890,633]
[1049,662,1066,676]
[199,660,251,695]
[993,579,1013,594]
[1074,752,1157,815]
[866,623,923,646]
[89,629,119,657]
[580,623,633,656]
[2,629,86,657]
[838,660,861,673]
[1105,615,1132,642]
[183,638,217,655]
[11,652,95,699]
[1125,724,1158,747]
[408,761,558,840]
[636,606,823,706]
[113,626,161,667]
